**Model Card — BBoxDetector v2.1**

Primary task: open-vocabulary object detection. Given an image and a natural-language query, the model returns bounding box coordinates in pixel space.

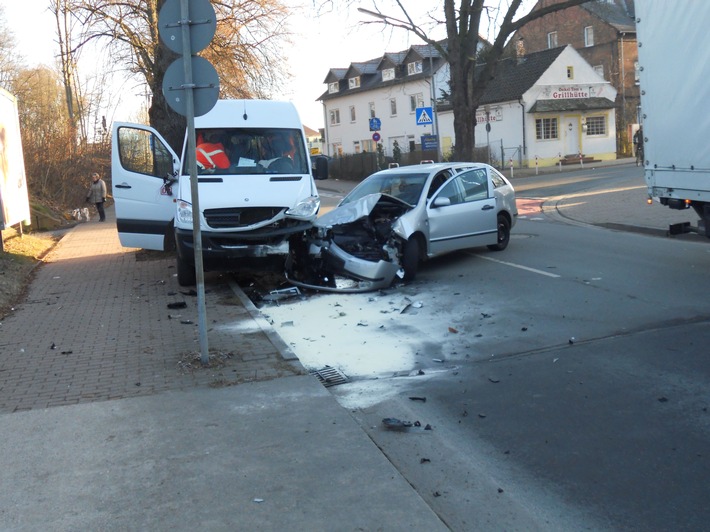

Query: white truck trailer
[635,0,710,236]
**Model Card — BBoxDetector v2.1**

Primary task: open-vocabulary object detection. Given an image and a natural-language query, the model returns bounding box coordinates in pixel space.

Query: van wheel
[488,215,511,251]
[177,255,196,286]
[402,237,420,281]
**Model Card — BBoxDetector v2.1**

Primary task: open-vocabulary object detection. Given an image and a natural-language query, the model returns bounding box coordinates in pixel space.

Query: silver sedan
[286,162,518,292]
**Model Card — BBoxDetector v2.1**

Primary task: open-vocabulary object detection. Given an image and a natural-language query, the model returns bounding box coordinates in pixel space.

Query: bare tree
[69,0,291,151]
[359,0,593,161]
[0,6,21,91]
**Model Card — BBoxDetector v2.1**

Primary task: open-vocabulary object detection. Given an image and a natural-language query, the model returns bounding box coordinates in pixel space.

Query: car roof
[373,162,489,175]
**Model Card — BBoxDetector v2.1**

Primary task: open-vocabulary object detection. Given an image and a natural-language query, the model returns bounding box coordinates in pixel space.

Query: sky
[0,1,530,130]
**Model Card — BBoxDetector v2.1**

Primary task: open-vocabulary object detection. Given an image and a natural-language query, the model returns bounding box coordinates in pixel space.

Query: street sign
[162,56,219,117]
[416,107,433,126]
[369,117,382,131]
[421,134,438,150]
[159,0,216,55]
[372,132,381,142]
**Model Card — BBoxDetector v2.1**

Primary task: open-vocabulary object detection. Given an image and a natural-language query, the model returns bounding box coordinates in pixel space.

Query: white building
[319,44,617,168]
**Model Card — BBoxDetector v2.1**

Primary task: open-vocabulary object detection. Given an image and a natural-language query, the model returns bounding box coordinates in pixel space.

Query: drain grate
[310,365,348,387]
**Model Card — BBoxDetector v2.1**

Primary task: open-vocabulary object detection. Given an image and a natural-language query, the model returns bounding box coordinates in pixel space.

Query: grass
[0,226,60,318]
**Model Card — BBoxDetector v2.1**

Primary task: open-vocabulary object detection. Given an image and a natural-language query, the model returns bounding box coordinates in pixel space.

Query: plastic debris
[409,396,427,402]
[448,327,458,334]
[382,418,413,430]
[167,301,187,309]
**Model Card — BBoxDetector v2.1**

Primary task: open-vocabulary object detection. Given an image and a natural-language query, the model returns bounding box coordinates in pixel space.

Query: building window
[410,93,424,112]
[567,66,574,80]
[547,31,558,49]
[584,26,594,47]
[535,118,558,140]
[329,109,340,126]
[349,106,356,122]
[634,61,640,83]
[369,102,376,118]
[333,143,343,157]
[362,139,375,152]
[586,116,606,136]
[348,76,360,89]
[594,65,604,78]
[328,82,339,94]
[353,141,361,154]
[407,61,423,75]
[382,68,395,82]
[390,98,397,116]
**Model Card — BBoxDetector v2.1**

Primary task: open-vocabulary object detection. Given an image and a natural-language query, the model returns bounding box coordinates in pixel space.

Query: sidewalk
[0,207,446,531]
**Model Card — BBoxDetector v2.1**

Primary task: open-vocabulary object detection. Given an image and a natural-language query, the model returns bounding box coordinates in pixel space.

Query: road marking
[470,253,561,278]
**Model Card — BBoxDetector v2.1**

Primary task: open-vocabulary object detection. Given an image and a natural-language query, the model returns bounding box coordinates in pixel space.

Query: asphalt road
[261,164,710,530]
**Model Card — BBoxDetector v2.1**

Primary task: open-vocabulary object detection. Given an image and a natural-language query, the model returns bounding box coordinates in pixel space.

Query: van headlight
[176,200,193,224]
[286,195,320,220]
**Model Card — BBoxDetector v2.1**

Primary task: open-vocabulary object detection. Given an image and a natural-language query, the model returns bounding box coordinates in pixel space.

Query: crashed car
[286,162,518,292]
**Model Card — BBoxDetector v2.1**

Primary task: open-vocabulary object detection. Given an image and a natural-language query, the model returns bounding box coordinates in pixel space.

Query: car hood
[316,193,412,228]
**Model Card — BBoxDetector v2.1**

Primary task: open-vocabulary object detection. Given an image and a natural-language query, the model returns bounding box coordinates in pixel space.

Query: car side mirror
[432,196,451,208]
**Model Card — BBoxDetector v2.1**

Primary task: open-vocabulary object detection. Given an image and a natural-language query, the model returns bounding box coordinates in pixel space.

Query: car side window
[436,177,465,205]
[427,171,451,198]
[490,167,508,188]
[460,168,489,201]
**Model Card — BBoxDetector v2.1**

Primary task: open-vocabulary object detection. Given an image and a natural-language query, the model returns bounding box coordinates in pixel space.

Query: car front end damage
[286,193,413,292]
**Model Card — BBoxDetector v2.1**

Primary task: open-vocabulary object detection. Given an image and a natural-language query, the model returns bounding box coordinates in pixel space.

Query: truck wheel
[177,255,196,286]
[488,215,510,251]
[402,237,420,281]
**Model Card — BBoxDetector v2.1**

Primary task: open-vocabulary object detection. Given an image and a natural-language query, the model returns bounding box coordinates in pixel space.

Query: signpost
[159,0,219,366]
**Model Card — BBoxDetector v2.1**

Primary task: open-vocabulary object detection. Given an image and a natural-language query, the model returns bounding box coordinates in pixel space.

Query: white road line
[469,253,562,278]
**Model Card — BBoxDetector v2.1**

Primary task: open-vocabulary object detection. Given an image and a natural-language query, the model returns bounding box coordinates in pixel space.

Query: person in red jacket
[196,131,230,171]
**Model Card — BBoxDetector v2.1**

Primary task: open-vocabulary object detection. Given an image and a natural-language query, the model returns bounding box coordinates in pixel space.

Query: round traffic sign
[372,132,381,142]
[159,0,216,55]
[162,56,220,117]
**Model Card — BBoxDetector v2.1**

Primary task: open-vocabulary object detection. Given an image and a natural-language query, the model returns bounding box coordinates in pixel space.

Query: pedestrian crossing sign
[416,107,433,126]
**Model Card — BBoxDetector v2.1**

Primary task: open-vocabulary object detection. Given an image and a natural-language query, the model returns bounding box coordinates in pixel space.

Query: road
[252,165,710,531]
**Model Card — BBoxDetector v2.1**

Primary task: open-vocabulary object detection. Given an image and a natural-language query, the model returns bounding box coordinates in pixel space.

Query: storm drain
[309,365,348,388]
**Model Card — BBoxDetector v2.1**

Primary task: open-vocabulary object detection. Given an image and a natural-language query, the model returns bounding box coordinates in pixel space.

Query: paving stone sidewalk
[0,206,304,413]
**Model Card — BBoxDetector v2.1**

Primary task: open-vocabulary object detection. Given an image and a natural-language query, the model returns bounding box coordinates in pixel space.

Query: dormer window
[348,76,361,89]
[328,82,339,94]
[407,61,423,75]
[382,68,395,82]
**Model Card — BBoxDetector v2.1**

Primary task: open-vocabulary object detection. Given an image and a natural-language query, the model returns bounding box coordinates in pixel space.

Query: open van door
[111,122,179,250]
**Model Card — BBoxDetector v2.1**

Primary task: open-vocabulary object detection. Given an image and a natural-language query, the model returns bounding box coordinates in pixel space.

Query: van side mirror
[312,156,329,180]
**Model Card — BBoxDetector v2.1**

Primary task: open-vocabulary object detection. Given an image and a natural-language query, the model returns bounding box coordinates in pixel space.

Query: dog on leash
[71,207,92,222]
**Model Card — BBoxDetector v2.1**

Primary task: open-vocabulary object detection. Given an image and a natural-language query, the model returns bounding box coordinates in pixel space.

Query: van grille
[204,207,284,229]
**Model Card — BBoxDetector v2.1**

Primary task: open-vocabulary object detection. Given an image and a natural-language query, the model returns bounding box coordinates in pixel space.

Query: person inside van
[196,130,230,172]
[259,131,294,172]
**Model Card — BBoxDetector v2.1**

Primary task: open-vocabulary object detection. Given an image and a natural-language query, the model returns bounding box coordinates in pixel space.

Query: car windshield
[186,127,309,175]
[341,172,430,206]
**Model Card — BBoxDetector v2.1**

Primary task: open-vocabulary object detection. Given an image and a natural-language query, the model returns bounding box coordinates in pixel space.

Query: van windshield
[186,127,309,175]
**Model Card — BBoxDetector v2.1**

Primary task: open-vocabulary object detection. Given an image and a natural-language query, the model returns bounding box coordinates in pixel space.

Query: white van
[111,99,327,285]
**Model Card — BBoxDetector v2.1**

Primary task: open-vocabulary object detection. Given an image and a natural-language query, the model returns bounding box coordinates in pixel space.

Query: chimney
[516,38,526,64]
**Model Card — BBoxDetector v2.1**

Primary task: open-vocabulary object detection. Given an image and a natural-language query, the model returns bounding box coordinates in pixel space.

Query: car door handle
[114,183,131,189]
[482,204,495,210]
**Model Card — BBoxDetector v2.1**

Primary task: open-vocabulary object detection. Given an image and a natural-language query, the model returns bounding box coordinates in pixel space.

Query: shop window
[586,116,606,136]
[547,31,558,49]
[535,118,558,140]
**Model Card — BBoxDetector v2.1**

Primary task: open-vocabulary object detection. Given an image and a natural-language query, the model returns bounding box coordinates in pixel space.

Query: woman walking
[86,172,107,222]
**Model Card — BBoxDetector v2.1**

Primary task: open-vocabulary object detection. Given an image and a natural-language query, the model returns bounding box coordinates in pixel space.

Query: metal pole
[180,0,209,366]
[429,53,441,162]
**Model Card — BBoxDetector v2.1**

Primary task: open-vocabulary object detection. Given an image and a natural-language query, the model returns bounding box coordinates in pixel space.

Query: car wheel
[488,215,511,251]
[402,236,420,281]
[177,255,196,286]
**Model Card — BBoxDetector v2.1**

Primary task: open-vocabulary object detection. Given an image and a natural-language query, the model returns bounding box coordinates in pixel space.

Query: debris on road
[409,396,427,402]
[167,301,187,309]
